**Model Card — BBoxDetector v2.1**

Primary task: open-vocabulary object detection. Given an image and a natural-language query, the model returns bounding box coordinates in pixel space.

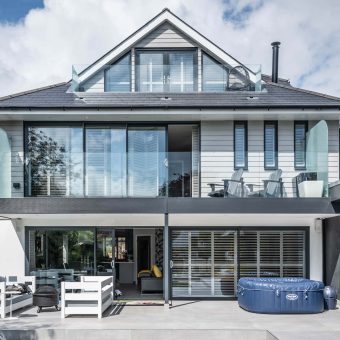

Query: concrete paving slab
[0,301,338,339]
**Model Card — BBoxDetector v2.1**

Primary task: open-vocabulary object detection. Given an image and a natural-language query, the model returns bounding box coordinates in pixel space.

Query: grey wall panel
[323,216,340,295]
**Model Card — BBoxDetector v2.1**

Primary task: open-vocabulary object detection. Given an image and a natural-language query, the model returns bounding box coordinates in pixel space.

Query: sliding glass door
[136,50,196,92]
[26,123,199,197]
[85,126,126,196]
[170,228,307,298]
[128,126,167,197]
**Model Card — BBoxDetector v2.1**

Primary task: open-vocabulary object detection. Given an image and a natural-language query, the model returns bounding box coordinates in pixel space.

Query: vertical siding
[0,121,24,197]
[201,120,339,198]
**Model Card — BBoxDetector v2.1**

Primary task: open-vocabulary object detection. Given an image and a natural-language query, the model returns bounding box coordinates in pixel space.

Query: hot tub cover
[238,277,324,314]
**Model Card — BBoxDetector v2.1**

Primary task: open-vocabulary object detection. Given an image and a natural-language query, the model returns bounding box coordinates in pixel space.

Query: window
[294,121,308,169]
[105,53,131,92]
[85,126,126,196]
[26,123,199,197]
[264,121,278,169]
[136,50,196,92]
[234,121,248,169]
[26,124,84,197]
[202,53,228,92]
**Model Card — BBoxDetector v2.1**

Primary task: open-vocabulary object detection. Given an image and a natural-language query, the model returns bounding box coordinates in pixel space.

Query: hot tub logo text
[286,293,298,301]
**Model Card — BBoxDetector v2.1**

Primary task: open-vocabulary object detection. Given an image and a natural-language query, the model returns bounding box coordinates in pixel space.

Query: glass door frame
[169,226,310,300]
[25,226,117,276]
[135,48,198,92]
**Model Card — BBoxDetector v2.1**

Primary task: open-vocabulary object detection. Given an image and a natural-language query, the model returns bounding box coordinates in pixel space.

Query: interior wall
[133,228,155,283]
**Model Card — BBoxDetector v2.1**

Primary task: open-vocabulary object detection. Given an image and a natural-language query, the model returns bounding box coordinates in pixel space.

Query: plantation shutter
[295,122,307,169]
[239,230,305,278]
[191,125,200,197]
[264,122,277,169]
[234,122,247,169]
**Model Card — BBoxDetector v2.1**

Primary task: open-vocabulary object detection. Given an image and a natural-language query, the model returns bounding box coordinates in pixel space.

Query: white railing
[61,276,113,319]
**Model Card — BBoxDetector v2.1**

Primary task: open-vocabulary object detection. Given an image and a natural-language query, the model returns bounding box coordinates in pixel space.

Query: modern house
[1,8,340,303]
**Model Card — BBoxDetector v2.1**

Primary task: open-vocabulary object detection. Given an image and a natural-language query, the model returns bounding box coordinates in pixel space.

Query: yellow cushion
[137,269,152,278]
[152,264,162,278]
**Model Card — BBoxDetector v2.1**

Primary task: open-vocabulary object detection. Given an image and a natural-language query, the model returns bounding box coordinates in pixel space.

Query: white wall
[0,219,25,276]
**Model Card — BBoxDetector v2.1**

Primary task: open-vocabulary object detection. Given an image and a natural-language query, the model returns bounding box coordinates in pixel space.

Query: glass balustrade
[72,63,262,93]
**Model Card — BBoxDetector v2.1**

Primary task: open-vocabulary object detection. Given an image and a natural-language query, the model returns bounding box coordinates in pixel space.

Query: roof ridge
[0,82,68,101]
[267,81,340,102]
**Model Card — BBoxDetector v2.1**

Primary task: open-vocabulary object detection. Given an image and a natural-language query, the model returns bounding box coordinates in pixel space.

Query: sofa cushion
[152,265,162,278]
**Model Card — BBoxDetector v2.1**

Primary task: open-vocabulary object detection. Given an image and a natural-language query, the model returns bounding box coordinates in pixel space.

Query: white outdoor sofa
[61,276,113,319]
[0,276,36,318]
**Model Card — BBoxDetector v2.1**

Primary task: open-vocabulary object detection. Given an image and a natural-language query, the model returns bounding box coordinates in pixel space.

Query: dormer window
[202,53,228,92]
[104,53,131,92]
[136,50,197,92]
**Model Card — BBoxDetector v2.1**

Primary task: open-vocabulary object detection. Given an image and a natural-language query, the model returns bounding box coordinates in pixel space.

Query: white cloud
[0,0,340,96]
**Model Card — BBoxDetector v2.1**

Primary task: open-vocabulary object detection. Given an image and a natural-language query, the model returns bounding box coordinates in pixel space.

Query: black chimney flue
[271,41,281,83]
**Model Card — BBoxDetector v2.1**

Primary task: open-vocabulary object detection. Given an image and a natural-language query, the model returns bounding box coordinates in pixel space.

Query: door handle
[169,260,174,269]
[111,260,115,268]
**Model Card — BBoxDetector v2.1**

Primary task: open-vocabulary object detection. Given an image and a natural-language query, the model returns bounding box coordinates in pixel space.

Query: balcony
[71,62,262,93]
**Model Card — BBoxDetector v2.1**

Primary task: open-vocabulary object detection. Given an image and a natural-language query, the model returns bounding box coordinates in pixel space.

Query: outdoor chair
[208,169,244,197]
[247,169,283,198]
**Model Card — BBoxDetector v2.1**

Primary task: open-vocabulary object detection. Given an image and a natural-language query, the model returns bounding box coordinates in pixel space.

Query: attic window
[104,53,131,92]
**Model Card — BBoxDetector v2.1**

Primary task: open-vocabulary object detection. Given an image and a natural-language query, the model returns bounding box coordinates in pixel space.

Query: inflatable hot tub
[238,278,324,314]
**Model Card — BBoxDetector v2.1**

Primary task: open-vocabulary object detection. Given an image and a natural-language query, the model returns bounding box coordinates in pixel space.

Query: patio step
[0,328,277,340]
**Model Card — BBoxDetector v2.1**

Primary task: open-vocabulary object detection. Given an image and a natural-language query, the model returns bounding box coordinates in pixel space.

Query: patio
[0,301,339,340]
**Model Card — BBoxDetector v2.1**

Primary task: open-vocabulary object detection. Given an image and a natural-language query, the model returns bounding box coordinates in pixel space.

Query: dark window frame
[264,121,278,170]
[104,52,131,93]
[135,48,198,92]
[294,121,308,170]
[24,121,201,198]
[234,121,248,170]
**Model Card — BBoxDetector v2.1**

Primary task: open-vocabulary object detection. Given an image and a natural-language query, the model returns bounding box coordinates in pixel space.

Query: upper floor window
[202,53,228,92]
[264,121,278,170]
[234,121,248,169]
[294,121,308,170]
[136,50,196,92]
[26,124,84,197]
[104,53,131,92]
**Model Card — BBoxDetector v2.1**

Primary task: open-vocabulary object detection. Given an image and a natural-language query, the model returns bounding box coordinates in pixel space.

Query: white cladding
[200,120,339,197]
[0,121,24,197]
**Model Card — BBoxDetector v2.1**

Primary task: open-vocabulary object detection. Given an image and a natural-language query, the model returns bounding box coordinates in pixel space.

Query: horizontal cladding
[201,120,339,197]
[135,22,195,48]
[0,121,24,197]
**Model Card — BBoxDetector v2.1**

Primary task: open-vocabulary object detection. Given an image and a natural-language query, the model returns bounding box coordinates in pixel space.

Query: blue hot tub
[238,278,324,314]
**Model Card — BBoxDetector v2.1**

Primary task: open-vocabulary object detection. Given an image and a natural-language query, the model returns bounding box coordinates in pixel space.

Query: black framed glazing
[294,121,308,170]
[135,48,198,92]
[24,121,200,198]
[233,121,248,170]
[264,121,278,170]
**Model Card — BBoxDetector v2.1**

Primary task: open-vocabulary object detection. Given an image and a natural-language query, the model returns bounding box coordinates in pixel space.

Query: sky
[0,0,339,97]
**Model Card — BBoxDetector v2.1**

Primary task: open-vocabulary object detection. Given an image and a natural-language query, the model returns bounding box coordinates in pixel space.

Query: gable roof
[1,81,340,109]
[78,8,258,84]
